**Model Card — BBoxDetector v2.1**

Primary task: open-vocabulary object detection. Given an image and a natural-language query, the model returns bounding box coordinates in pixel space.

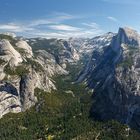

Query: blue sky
[0,0,140,38]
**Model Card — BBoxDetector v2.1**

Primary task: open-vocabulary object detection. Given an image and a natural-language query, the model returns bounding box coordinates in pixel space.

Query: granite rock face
[0,39,23,67]
[16,40,33,58]
[28,38,81,69]
[0,82,21,118]
[78,27,140,130]
[76,32,115,83]
[0,35,68,117]
[19,70,37,111]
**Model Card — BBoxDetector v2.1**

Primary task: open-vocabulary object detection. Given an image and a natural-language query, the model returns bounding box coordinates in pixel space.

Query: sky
[0,0,140,38]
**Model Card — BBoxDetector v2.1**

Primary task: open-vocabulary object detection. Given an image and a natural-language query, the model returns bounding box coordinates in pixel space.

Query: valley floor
[0,65,139,140]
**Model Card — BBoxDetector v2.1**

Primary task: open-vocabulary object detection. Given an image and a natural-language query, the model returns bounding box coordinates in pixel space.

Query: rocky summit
[78,27,140,130]
[0,35,77,117]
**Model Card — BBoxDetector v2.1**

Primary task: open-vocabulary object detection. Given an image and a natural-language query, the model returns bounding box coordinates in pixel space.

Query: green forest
[0,64,140,140]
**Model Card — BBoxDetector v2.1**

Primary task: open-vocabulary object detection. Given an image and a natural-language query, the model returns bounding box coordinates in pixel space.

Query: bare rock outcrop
[0,39,23,66]
[78,27,140,131]
[0,37,68,118]
[16,40,33,58]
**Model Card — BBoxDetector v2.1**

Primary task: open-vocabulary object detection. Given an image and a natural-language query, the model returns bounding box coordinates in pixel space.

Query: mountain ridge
[77,27,140,131]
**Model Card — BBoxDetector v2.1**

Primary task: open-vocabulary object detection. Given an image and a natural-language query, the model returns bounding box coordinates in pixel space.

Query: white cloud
[107,16,118,22]
[0,24,20,30]
[48,24,81,31]
[51,12,76,20]
[0,23,34,32]
[0,22,103,39]
[32,22,104,39]
[82,22,99,28]
[0,13,104,39]
[29,12,76,27]
[32,30,103,39]
[29,19,52,26]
